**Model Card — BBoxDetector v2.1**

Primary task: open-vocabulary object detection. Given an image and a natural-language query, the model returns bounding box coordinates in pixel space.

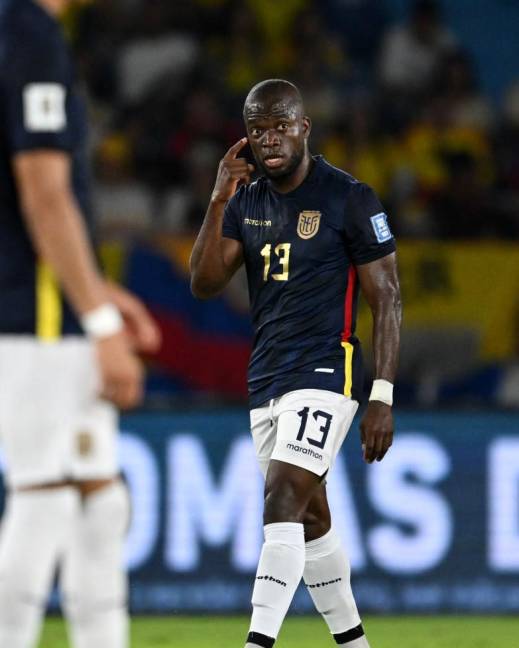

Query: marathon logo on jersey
[370,212,392,243]
[244,217,272,227]
[23,83,67,133]
[297,211,321,239]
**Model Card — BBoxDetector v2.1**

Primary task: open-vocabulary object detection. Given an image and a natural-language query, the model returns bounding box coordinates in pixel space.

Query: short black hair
[244,79,303,114]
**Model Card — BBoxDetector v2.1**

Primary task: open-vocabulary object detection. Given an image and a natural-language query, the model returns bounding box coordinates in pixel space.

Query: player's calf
[0,486,79,648]
[62,479,130,648]
[304,527,369,647]
[246,462,321,647]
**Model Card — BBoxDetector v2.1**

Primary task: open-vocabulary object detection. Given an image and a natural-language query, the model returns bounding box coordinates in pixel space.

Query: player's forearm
[22,189,107,315]
[371,287,402,382]
[190,199,232,298]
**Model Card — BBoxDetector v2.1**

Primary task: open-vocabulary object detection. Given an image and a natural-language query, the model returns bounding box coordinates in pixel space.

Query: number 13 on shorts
[296,407,332,449]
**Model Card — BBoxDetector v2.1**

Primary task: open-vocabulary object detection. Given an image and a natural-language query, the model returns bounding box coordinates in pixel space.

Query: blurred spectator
[321,0,387,63]
[321,97,391,197]
[159,140,221,233]
[378,0,457,94]
[429,151,496,239]
[290,9,346,128]
[433,50,494,131]
[74,0,131,104]
[117,0,199,105]
[94,134,154,236]
[212,4,264,97]
[496,83,519,190]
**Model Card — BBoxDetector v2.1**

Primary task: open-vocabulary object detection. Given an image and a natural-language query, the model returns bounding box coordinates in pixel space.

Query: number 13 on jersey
[261,243,291,281]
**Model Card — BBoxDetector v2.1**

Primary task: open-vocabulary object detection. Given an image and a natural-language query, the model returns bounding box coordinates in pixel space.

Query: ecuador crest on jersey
[297,211,321,239]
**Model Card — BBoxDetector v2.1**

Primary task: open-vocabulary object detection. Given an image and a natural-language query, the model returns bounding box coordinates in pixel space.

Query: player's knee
[263,479,308,525]
[303,511,331,541]
[81,478,130,542]
[62,480,129,619]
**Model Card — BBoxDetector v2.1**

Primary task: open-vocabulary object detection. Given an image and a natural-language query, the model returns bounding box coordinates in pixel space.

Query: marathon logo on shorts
[307,577,342,589]
[370,212,392,243]
[256,574,287,587]
[286,442,323,461]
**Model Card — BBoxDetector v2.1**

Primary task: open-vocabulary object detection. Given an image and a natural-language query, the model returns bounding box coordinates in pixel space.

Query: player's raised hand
[211,137,255,203]
[359,401,394,463]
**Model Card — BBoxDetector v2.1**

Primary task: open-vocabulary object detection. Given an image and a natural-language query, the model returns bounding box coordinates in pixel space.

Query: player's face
[244,98,310,180]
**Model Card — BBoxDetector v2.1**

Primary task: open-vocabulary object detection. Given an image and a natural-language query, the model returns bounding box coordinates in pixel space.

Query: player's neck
[269,152,313,194]
[34,0,67,19]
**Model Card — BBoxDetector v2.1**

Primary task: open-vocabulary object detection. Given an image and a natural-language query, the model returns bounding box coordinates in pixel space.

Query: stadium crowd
[67,0,519,241]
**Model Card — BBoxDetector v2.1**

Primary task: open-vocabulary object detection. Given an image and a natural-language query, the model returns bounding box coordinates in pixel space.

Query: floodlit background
[65,0,519,410]
[3,0,519,643]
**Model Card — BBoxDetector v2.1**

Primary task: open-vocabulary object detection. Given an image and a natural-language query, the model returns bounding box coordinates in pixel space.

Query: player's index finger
[224,137,248,160]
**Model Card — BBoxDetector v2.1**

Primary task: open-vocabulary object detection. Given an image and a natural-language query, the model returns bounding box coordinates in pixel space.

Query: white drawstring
[269,398,275,426]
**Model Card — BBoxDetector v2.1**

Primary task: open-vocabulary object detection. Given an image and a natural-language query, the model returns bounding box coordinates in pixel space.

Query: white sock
[62,481,130,648]
[247,522,305,647]
[304,528,369,647]
[0,487,79,648]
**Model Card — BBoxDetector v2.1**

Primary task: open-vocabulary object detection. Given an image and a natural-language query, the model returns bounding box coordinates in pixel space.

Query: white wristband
[81,303,124,340]
[369,379,394,406]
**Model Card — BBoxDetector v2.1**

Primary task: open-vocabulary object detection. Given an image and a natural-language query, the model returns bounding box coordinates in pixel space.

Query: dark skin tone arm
[190,138,254,298]
[356,251,402,463]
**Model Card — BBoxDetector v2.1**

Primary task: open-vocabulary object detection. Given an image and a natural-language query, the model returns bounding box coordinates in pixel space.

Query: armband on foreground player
[191,79,402,648]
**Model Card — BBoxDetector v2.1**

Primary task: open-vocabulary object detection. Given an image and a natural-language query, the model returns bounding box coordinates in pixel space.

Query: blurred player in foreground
[191,79,401,648]
[0,1,160,647]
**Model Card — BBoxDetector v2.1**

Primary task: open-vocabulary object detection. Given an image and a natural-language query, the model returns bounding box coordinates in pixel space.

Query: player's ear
[302,116,312,139]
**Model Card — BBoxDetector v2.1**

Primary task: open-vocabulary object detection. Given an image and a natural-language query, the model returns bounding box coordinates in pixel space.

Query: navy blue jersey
[0,0,92,337]
[223,156,396,408]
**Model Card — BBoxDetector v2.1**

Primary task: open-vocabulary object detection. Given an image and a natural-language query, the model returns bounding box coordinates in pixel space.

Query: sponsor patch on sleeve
[370,212,392,243]
[23,83,67,132]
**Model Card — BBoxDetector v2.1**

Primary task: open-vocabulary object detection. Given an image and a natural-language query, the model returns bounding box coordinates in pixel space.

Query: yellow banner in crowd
[357,242,519,361]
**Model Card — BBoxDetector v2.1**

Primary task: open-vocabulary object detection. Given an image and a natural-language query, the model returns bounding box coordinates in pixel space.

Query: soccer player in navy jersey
[0,1,160,647]
[191,79,402,648]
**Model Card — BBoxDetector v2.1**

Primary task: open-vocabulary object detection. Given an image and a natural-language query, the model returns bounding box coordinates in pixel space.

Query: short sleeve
[2,38,73,154]
[343,183,396,265]
[222,194,243,242]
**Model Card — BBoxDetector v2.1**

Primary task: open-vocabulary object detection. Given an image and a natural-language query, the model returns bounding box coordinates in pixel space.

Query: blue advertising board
[1,410,519,613]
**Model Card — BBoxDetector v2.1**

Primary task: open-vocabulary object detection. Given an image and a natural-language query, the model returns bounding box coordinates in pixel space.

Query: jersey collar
[266,154,324,198]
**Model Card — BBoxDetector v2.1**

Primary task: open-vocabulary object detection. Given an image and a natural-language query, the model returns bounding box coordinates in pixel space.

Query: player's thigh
[272,389,359,478]
[250,402,277,478]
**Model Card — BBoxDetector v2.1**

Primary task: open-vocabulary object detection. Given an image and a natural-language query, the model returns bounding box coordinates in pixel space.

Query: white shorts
[250,389,359,478]
[0,337,119,489]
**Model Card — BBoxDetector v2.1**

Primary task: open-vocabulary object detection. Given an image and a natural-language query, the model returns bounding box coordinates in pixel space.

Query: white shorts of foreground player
[0,337,118,488]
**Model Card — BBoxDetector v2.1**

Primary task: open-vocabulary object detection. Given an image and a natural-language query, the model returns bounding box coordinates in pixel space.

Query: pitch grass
[40,615,519,648]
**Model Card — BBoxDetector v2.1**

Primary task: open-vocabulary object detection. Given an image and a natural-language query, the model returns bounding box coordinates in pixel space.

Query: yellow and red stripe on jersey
[341,265,357,397]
